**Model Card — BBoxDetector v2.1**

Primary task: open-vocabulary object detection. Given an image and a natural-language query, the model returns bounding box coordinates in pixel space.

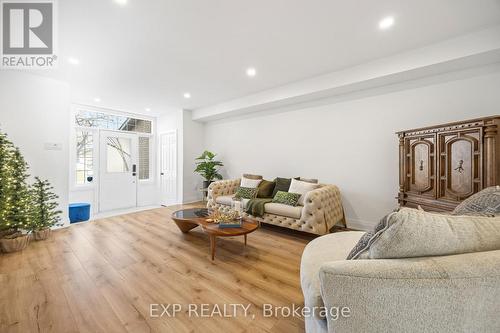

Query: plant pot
[0,233,30,253]
[33,228,51,241]
[0,229,16,239]
[203,180,214,189]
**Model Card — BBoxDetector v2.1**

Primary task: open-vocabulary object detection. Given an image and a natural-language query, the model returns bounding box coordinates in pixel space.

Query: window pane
[106,137,131,173]
[139,137,150,180]
[76,130,93,185]
[75,110,152,134]
[136,119,152,133]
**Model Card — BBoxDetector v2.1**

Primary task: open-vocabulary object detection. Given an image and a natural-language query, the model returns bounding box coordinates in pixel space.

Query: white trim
[181,199,203,205]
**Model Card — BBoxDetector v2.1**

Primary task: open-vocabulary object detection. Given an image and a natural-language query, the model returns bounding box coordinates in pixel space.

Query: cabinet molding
[397,116,500,212]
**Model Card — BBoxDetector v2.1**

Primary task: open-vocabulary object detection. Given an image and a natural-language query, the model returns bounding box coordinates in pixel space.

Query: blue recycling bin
[69,203,91,223]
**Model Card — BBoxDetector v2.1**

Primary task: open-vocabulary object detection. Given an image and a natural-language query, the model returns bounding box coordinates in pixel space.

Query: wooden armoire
[397,116,500,212]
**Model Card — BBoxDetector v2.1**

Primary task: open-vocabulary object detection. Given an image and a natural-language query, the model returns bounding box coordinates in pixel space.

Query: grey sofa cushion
[452,186,500,217]
[300,231,365,319]
[319,250,500,333]
[354,208,500,259]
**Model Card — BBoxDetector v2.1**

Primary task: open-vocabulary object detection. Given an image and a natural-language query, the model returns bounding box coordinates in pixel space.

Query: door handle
[132,164,137,176]
[160,172,165,176]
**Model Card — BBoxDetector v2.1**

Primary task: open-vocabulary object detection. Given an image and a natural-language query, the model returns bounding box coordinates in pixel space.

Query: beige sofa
[301,231,500,333]
[207,178,345,235]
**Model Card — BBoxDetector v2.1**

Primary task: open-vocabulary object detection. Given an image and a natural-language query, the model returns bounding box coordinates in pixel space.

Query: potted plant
[194,150,223,189]
[29,177,61,240]
[0,133,32,253]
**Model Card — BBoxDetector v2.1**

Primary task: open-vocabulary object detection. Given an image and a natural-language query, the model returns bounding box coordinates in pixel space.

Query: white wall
[0,72,71,225]
[182,110,205,203]
[158,109,205,204]
[204,69,500,230]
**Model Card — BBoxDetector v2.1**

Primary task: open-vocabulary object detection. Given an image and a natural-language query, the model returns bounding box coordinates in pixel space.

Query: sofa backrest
[319,249,500,332]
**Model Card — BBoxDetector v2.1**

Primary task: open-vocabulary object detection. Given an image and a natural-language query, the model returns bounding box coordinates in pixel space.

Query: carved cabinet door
[405,135,436,197]
[437,129,482,201]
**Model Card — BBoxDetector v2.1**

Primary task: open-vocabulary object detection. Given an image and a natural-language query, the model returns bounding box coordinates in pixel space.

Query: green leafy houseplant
[29,177,62,240]
[194,151,223,188]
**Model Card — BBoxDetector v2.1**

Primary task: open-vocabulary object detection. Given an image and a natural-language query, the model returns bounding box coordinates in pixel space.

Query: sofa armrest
[300,185,344,234]
[207,179,240,207]
[319,250,500,333]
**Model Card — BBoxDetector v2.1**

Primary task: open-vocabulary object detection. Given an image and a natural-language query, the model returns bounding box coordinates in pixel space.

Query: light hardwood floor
[0,203,316,333]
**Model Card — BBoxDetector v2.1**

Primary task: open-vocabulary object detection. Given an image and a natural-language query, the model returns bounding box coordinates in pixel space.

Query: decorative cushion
[264,203,302,219]
[257,180,276,198]
[240,177,262,188]
[272,177,292,197]
[298,177,319,184]
[216,196,249,208]
[243,173,263,180]
[288,179,321,206]
[350,208,500,259]
[346,212,393,259]
[272,191,301,206]
[234,187,258,199]
[215,195,233,206]
[452,186,500,217]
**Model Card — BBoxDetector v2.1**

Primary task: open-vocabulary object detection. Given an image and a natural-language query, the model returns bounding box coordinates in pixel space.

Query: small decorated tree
[0,132,14,236]
[29,177,61,240]
[0,131,32,252]
[7,147,32,231]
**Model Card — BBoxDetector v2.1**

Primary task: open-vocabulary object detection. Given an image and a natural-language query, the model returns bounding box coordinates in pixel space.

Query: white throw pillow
[240,177,262,188]
[288,178,320,205]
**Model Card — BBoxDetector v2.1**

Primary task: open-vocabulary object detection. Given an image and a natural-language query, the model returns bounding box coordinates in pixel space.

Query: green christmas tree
[0,131,14,232]
[29,177,62,232]
[7,147,32,231]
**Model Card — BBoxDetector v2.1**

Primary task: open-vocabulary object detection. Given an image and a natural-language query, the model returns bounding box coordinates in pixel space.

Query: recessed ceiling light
[68,57,80,65]
[93,97,101,102]
[183,92,191,99]
[145,108,151,112]
[378,16,395,30]
[114,0,127,5]
[246,67,257,77]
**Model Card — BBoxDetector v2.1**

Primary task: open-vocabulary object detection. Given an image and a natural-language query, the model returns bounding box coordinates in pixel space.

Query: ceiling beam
[192,25,500,122]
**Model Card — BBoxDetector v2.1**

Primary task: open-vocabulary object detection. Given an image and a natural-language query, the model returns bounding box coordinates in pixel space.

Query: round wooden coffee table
[171,208,260,260]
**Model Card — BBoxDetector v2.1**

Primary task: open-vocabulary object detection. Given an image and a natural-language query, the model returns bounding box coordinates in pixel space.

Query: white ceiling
[37,0,500,115]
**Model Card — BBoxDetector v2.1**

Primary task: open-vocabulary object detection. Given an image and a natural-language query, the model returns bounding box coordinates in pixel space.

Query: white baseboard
[182,197,203,205]
[346,218,375,232]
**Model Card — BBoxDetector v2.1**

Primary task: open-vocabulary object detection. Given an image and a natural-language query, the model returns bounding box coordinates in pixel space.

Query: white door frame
[99,130,138,212]
[159,130,178,206]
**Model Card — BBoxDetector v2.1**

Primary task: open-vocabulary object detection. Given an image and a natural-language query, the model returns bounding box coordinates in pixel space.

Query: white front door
[160,131,177,206]
[99,130,138,212]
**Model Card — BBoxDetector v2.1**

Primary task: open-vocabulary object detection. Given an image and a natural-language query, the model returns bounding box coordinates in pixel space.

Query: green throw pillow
[272,191,301,206]
[234,187,258,199]
[272,177,292,197]
[257,180,276,198]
